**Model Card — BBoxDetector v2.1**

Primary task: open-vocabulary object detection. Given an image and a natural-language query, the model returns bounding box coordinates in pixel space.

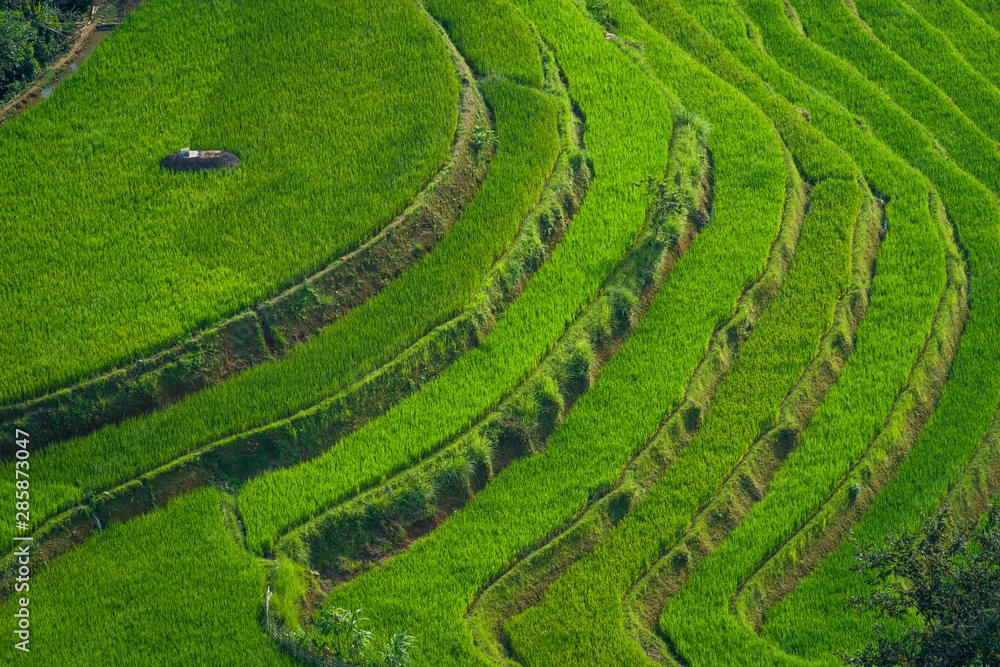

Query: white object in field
[180,147,199,158]
[188,150,199,158]
[41,88,53,98]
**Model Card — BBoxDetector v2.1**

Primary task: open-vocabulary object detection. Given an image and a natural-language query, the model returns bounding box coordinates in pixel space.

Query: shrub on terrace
[841,505,1000,667]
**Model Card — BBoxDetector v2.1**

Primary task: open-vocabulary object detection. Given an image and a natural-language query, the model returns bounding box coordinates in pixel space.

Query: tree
[0,9,37,88]
[841,505,1000,666]
[0,1,66,98]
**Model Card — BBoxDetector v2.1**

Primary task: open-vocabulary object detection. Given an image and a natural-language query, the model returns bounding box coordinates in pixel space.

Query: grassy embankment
[502,0,889,660]
[316,0,787,662]
[0,0,458,403]
[0,4,567,552]
[637,0,1000,661]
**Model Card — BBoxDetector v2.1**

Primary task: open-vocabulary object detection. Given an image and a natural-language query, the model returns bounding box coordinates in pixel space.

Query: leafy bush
[840,507,1000,667]
[0,2,64,98]
[300,607,418,667]
[469,123,497,154]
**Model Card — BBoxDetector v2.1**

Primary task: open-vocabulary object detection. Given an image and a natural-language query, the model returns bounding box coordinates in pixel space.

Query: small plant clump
[634,173,695,246]
[586,0,617,30]
[289,607,418,667]
[848,483,862,501]
[469,123,497,154]
[631,114,710,248]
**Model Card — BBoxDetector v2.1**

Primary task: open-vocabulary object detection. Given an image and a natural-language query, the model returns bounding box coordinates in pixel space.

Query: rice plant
[503,1,885,658]
[425,0,545,87]
[238,79,567,553]
[0,0,459,404]
[0,71,560,548]
[0,488,297,665]
[961,0,1000,33]
[312,0,788,660]
[642,0,1000,661]
[2,0,998,664]
[903,0,1000,91]
[843,0,1000,143]
[778,0,1000,195]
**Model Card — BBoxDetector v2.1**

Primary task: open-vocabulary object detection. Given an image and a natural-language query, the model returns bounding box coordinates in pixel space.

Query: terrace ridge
[0,15,490,450]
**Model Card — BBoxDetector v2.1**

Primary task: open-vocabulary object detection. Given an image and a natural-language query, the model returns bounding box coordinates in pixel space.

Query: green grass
[848,0,1000,143]
[760,393,1000,664]
[903,0,1000,91]
[314,0,788,661]
[0,488,295,665]
[788,0,1000,191]
[426,0,545,87]
[960,0,1000,32]
[659,184,942,665]
[238,79,568,553]
[271,557,309,632]
[502,0,878,659]
[0,0,459,404]
[4,2,996,665]
[0,71,559,549]
[643,0,1000,661]
[277,113,707,606]
[508,170,863,666]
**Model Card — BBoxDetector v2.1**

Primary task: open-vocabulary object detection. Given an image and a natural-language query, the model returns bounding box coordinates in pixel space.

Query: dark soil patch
[161,149,241,172]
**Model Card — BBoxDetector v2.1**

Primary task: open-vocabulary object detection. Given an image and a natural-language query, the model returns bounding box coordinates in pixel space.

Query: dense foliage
[841,507,1000,667]
[0,0,76,100]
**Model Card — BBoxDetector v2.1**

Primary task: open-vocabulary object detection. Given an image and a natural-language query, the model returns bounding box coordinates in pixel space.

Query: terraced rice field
[1,0,997,664]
